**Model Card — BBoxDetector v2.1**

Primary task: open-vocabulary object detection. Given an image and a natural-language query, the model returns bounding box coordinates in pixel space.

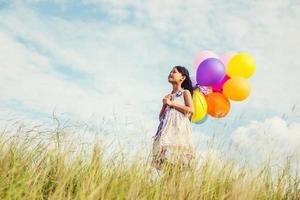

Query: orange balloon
[205,92,230,118]
[223,77,251,101]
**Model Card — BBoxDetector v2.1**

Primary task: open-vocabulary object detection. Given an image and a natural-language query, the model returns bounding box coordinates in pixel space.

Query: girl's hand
[163,94,173,106]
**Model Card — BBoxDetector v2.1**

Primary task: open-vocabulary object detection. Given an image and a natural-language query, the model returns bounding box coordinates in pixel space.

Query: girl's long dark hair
[174,66,194,97]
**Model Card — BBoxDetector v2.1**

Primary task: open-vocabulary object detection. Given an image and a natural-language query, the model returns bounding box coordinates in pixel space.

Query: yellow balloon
[223,77,251,101]
[227,53,256,78]
[191,89,208,122]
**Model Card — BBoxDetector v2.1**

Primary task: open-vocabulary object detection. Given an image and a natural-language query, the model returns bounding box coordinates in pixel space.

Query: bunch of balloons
[190,50,256,124]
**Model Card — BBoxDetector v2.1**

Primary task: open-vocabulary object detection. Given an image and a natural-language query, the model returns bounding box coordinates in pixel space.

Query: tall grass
[0,120,299,200]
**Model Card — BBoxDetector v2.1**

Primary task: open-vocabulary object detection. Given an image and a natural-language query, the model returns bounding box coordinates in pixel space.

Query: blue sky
[0,0,300,167]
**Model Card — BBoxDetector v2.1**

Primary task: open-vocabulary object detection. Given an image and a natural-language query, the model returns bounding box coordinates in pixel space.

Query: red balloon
[212,75,230,92]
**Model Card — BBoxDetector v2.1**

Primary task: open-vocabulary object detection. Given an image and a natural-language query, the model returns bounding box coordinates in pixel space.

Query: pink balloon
[212,75,230,92]
[193,50,218,70]
[219,52,237,67]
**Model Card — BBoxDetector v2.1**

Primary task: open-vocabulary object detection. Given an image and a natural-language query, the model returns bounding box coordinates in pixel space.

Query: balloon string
[196,84,211,96]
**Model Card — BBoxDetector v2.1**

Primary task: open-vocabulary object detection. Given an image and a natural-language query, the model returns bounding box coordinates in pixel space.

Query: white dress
[151,89,196,170]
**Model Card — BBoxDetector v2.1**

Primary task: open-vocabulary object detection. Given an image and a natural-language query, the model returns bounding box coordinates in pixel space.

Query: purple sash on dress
[152,90,184,140]
[153,106,170,140]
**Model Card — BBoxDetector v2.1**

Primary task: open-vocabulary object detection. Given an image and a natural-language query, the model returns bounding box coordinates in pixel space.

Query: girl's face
[168,67,185,84]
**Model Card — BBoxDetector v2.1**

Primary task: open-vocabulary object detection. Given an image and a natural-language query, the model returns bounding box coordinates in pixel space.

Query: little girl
[151,65,196,171]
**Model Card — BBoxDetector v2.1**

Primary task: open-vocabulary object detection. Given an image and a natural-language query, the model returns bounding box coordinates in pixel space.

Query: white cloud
[0,3,174,124]
[231,116,300,168]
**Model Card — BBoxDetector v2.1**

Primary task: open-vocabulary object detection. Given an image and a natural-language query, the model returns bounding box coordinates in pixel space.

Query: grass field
[0,120,299,200]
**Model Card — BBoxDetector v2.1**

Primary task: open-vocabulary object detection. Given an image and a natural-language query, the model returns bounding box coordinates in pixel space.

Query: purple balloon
[196,58,226,86]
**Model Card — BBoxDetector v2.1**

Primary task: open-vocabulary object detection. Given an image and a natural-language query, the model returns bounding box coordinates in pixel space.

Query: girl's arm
[169,90,194,119]
[159,104,168,121]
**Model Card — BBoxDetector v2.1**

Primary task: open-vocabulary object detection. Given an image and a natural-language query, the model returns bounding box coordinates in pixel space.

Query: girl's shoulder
[183,89,191,96]
[182,89,193,102]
